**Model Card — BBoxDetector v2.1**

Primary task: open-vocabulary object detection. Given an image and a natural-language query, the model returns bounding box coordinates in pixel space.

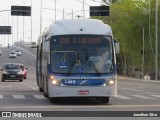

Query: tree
[95,0,160,76]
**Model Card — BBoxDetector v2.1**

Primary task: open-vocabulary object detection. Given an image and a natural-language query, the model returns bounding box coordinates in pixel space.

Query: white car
[9,51,17,58]
[14,50,21,56]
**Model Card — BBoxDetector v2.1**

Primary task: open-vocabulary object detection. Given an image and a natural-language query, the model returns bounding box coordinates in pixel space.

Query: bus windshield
[50,35,113,74]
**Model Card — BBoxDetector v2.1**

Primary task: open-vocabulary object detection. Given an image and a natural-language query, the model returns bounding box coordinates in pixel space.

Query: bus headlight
[49,75,61,86]
[105,80,115,85]
[51,80,61,86]
[49,75,55,81]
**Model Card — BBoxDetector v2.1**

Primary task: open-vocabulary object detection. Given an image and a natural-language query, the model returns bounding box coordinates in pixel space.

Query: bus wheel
[39,87,43,92]
[44,93,48,98]
[50,97,59,103]
[98,97,110,103]
[1,78,5,82]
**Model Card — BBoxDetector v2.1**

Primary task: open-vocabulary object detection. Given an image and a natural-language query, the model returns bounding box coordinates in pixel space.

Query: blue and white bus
[36,19,119,103]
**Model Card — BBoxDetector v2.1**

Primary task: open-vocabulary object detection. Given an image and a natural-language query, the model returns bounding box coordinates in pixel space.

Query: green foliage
[96,0,160,76]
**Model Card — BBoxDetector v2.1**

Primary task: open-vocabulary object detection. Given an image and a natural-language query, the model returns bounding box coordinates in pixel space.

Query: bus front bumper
[48,84,117,98]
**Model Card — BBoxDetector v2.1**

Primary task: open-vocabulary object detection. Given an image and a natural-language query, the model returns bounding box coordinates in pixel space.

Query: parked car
[19,64,28,79]
[14,49,21,56]
[0,63,24,82]
[9,51,17,58]
[0,49,1,56]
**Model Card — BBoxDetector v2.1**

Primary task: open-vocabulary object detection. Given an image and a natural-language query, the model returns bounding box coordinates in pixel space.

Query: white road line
[131,95,158,100]
[124,88,156,94]
[33,95,47,99]
[0,95,3,99]
[150,95,160,98]
[0,85,12,88]
[15,46,36,59]
[23,82,39,91]
[12,95,26,99]
[116,95,132,99]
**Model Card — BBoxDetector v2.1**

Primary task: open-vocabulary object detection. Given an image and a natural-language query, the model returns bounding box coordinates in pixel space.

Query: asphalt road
[0,46,160,120]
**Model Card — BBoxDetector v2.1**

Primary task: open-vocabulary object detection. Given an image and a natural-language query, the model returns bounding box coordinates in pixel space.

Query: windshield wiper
[66,51,79,76]
[83,47,101,76]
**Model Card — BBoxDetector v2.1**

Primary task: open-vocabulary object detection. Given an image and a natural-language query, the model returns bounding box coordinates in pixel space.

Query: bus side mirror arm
[114,38,120,54]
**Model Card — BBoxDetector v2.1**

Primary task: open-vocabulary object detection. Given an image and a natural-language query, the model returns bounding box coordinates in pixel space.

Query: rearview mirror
[114,38,120,54]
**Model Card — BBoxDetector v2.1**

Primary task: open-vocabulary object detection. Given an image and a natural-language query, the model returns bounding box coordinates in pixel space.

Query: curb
[118,76,160,84]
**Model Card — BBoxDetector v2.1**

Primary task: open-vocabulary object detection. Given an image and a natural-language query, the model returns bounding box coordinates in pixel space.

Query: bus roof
[40,19,113,38]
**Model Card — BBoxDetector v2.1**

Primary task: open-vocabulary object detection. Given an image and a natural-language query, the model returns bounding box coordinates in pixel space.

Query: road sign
[0,26,11,34]
[90,6,110,16]
[11,6,31,16]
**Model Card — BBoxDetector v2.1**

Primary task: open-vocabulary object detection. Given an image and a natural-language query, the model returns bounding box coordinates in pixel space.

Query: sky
[0,0,110,46]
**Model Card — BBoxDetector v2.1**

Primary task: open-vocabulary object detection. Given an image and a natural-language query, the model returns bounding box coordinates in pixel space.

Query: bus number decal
[64,80,76,85]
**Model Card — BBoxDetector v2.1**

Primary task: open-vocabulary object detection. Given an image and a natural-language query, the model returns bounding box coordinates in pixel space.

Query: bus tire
[1,78,5,82]
[44,93,48,98]
[44,77,49,98]
[98,97,110,103]
[50,97,59,103]
[39,87,43,92]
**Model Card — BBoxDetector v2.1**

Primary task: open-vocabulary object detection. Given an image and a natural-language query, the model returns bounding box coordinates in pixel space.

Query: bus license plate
[78,90,89,95]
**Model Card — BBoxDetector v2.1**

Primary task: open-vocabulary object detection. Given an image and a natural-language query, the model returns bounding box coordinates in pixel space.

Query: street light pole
[40,0,42,34]
[8,12,9,46]
[155,0,158,80]
[83,0,85,18]
[17,16,18,45]
[3,16,5,46]
[142,28,145,79]
[23,1,25,46]
[55,0,56,21]
[31,0,32,45]
[12,16,13,45]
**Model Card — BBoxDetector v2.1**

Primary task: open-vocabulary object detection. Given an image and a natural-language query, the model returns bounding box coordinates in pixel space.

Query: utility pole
[17,16,18,45]
[155,0,158,80]
[83,0,85,18]
[55,0,56,21]
[31,0,32,45]
[12,16,13,45]
[4,16,5,46]
[23,1,25,46]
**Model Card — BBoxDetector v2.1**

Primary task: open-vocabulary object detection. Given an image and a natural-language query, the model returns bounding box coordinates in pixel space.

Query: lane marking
[150,95,160,98]
[0,85,12,88]
[116,95,132,99]
[33,95,47,99]
[124,88,155,94]
[0,95,3,99]
[15,46,36,59]
[22,82,39,91]
[131,95,158,100]
[12,95,26,99]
